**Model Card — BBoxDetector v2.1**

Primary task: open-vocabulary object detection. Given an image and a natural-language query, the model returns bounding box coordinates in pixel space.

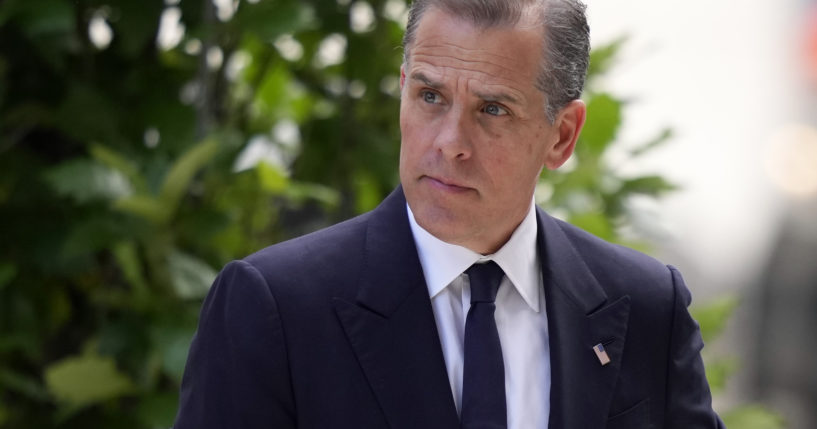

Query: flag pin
[593,343,611,366]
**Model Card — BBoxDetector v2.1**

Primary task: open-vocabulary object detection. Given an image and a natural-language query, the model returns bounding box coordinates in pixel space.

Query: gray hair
[402,0,590,122]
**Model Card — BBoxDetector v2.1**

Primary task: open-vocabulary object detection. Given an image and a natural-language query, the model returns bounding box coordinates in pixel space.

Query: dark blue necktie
[461,261,507,429]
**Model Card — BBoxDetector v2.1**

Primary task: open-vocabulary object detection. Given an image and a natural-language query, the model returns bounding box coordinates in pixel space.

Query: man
[174,0,725,428]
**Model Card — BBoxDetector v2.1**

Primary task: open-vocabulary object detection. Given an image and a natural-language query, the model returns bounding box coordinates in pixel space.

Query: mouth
[422,175,473,193]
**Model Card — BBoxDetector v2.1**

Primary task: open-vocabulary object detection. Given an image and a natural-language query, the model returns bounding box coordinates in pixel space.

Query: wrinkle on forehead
[410,50,537,85]
[407,43,539,103]
[413,41,527,70]
[404,12,543,85]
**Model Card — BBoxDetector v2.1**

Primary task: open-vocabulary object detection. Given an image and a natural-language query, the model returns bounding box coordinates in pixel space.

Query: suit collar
[408,199,542,311]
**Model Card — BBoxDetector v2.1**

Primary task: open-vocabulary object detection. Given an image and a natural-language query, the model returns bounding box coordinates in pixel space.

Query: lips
[423,175,472,193]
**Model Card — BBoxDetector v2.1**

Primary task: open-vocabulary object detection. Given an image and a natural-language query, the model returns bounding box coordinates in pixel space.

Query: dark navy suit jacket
[174,187,724,428]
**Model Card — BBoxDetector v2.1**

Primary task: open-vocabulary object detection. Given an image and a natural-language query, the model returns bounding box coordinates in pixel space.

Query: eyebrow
[409,71,521,106]
[410,72,444,90]
[473,89,520,106]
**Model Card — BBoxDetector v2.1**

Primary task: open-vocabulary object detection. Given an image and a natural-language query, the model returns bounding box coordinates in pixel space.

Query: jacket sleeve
[174,260,296,429]
[664,265,726,428]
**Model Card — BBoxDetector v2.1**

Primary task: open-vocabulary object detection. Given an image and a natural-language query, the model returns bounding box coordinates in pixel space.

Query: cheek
[399,103,413,147]
[401,110,436,152]
[399,113,426,167]
[491,143,548,186]
[521,127,553,167]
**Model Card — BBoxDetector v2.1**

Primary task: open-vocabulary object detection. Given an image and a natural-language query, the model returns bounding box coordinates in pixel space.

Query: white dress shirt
[407,202,551,429]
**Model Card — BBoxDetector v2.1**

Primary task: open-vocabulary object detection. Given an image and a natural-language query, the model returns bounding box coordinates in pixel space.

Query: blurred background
[588,0,817,427]
[0,0,813,427]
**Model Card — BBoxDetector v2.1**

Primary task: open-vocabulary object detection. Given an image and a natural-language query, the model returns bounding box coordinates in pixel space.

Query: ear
[400,64,406,90]
[543,99,587,170]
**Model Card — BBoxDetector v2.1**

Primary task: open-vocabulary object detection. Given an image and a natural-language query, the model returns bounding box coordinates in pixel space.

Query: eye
[483,103,509,116]
[421,90,440,104]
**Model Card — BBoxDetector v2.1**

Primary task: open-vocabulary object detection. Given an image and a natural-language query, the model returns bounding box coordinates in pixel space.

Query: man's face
[399,7,576,254]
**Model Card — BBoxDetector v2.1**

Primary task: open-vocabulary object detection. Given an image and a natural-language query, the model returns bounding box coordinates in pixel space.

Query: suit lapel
[333,188,459,429]
[332,189,631,428]
[537,209,631,429]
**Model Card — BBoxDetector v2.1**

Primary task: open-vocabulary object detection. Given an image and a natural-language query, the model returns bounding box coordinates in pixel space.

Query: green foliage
[43,159,133,203]
[0,0,779,427]
[723,405,786,429]
[695,295,741,395]
[45,350,135,417]
[586,36,628,80]
[537,40,677,248]
[693,297,785,426]
[0,264,17,291]
[581,93,622,152]
[0,0,371,425]
[691,296,739,344]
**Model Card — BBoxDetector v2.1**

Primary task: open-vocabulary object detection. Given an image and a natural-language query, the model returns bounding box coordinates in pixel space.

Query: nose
[433,106,472,160]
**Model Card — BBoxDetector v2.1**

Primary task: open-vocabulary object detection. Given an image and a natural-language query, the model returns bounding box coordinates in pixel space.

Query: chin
[414,204,468,240]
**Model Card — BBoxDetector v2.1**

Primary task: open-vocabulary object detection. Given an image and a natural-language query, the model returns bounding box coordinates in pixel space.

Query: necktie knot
[466,261,504,304]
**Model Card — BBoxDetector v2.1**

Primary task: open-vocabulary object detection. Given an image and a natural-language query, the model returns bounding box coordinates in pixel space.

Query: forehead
[406,7,544,91]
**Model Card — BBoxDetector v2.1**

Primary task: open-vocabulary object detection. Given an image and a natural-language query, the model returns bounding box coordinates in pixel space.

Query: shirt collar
[407,201,541,312]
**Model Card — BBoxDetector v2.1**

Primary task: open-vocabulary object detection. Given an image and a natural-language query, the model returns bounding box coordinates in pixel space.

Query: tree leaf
[353,170,381,213]
[286,182,341,207]
[257,161,289,193]
[587,36,628,82]
[0,368,50,401]
[629,127,674,158]
[159,138,220,217]
[690,296,739,343]
[703,357,738,394]
[54,84,121,143]
[0,263,16,291]
[112,241,149,305]
[150,320,196,384]
[8,0,73,38]
[568,212,614,241]
[0,0,19,28]
[255,63,305,120]
[112,0,165,58]
[618,175,678,197]
[89,144,148,194]
[43,159,133,203]
[580,93,622,154]
[232,1,316,41]
[136,392,180,429]
[113,195,169,224]
[722,404,785,429]
[44,353,135,408]
[168,249,217,300]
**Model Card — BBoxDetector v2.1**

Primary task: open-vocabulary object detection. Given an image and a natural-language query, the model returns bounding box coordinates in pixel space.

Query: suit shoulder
[238,211,371,294]
[554,217,665,270]
[245,211,368,265]
[553,217,676,298]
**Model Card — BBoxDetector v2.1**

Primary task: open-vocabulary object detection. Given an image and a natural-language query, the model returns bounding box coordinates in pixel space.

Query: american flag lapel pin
[593,343,611,366]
